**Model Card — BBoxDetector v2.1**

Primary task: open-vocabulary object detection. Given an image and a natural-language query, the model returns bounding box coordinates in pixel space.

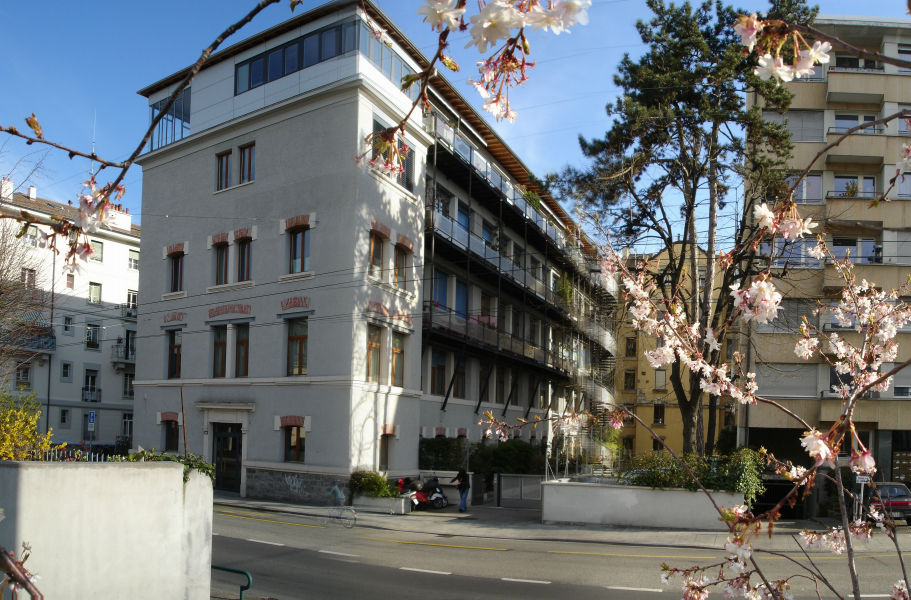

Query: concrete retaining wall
[0,461,212,599]
[246,467,346,504]
[542,480,743,530]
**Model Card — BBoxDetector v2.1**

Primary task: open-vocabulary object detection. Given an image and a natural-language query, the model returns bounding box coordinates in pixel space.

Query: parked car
[867,482,911,523]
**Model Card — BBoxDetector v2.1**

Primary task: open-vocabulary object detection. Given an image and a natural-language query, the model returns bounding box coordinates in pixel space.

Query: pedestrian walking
[451,468,470,512]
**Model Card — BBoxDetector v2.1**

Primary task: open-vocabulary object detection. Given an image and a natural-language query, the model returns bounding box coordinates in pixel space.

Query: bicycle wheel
[340,507,356,528]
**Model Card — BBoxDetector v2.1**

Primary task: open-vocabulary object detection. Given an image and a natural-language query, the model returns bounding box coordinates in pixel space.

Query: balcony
[1,326,57,353]
[823,262,908,290]
[120,304,138,320]
[826,68,886,105]
[111,343,136,371]
[82,387,102,403]
[825,129,886,165]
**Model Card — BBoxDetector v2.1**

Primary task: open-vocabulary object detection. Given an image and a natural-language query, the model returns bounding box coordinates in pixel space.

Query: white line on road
[502,578,552,585]
[400,567,452,575]
[859,595,890,598]
[319,550,360,558]
[605,586,663,593]
[245,538,285,546]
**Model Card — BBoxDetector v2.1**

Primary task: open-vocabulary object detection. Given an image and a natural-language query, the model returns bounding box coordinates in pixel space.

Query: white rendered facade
[133,1,615,499]
[0,183,140,450]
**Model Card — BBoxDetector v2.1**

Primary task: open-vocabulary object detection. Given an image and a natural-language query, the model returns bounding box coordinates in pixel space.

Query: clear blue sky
[0,0,904,224]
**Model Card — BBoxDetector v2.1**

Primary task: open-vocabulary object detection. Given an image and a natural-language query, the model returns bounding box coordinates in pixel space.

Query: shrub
[0,389,61,460]
[622,448,766,506]
[349,470,397,498]
[469,439,547,490]
[419,437,468,471]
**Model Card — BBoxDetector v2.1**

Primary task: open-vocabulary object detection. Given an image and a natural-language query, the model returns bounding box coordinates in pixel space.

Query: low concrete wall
[541,480,742,530]
[0,461,212,599]
[246,467,345,504]
[353,495,411,514]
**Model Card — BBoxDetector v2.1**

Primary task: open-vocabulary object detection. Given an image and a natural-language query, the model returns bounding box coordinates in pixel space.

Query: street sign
[857,475,871,484]
[88,411,95,432]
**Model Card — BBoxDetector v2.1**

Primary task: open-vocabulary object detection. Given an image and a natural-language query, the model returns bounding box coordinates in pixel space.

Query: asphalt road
[211,507,909,599]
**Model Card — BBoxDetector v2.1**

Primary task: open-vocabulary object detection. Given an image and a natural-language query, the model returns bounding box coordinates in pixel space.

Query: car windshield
[880,485,910,499]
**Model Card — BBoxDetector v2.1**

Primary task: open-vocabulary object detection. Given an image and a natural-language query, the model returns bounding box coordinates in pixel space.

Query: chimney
[27,185,37,200]
[0,178,12,200]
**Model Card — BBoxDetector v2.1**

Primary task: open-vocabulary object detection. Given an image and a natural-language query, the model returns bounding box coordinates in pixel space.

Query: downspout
[45,249,56,434]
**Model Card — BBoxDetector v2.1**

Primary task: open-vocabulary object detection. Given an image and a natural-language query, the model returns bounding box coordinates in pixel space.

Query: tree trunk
[702,131,720,454]
[705,394,718,455]
[671,361,697,454]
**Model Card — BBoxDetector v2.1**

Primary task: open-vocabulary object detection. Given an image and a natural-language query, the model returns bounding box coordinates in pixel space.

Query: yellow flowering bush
[0,389,61,460]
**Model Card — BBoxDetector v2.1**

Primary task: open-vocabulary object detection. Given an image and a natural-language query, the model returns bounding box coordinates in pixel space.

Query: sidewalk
[213,492,909,554]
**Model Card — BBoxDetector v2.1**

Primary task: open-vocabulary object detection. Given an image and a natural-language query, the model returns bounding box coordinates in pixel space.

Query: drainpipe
[45,249,56,433]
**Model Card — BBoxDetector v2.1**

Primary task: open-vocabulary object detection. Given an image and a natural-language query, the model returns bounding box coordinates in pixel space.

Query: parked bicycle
[325,480,356,528]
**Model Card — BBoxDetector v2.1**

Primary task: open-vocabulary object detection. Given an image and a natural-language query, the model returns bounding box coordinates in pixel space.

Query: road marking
[400,567,451,575]
[246,538,284,546]
[549,550,715,560]
[502,577,551,585]
[359,536,508,551]
[319,550,359,558]
[606,586,663,593]
[216,510,325,529]
[859,595,890,598]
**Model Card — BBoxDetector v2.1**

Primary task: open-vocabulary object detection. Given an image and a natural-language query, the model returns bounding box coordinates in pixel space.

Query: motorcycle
[397,476,449,509]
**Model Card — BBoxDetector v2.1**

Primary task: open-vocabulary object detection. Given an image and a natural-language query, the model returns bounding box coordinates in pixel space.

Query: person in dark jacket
[451,469,470,512]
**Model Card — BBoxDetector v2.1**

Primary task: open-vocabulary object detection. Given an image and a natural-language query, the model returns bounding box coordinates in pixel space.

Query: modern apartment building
[746,16,911,481]
[132,0,615,499]
[0,180,140,450]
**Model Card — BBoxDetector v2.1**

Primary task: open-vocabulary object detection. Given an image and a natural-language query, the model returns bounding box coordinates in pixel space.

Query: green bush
[419,437,468,471]
[622,448,765,506]
[469,439,547,490]
[348,470,397,498]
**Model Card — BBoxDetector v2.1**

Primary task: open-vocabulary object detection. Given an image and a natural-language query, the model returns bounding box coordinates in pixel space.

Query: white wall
[0,461,212,599]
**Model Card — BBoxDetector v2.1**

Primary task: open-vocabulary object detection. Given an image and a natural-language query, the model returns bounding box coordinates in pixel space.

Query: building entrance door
[213,423,242,492]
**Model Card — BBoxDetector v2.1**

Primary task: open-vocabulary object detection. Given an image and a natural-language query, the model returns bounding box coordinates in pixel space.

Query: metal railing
[120,304,138,319]
[212,566,253,600]
[111,343,136,362]
[827,126,884,135]
[825,189,877,199]
[81,387,101,403]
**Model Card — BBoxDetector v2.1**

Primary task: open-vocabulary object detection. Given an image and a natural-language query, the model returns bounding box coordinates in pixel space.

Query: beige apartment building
[745,16,911,481]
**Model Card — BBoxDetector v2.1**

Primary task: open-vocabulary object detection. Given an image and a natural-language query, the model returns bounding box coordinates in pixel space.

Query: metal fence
[497,473,543,509]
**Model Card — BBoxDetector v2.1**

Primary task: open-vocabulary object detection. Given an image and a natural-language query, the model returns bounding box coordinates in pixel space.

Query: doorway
[213,423,242,492]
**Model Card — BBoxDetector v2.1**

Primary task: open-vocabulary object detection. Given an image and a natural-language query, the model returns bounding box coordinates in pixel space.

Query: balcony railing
[82,387,101,402]
[111,343,136,363]
[120,304,138,319]
[825,189,878,199]
[827,126,884,136]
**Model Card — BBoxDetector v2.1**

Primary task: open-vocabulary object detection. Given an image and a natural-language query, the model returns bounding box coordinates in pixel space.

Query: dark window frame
[235,323,250,377]
[213,325,227,378]
[169,252,184,293]
[240,143,255,183]
[237,238,252,281]
[167,329,182,379]
[391,332,404,387]
[214,243,229,286]
[216,151,232,191]
[367,324,382,383]
[286,318,308,376]
[284,426,305,462]
[289,228,310,274]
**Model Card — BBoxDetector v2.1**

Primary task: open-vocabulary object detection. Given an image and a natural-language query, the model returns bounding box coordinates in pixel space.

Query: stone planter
[352,495,411,514]
[542,479,743,530]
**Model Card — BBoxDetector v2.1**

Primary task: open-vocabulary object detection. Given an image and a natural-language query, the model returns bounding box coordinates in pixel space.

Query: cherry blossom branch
[789,23,911,71]
[0,127,124,168]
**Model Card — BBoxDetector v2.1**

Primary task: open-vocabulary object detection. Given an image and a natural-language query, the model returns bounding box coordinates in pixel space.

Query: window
[61,361,72,380]
[88,282,102,304]
[455,280,468,318]
[237,238,252,281]
[430,349,446,395]
[787,173,822,204]
[168,252,184,292]
[625,337,637,357]
[83,369,99,402]
[121,413,133,438]
[391,332,405,387]
[127,290,139,309]
[167,330,182,378]
[149,88,191,151]
[20,268,35,289]
[393,245,408,290]
[763,110,824,142]
[372,119,414,191]
[85,324,100,349]
[63,316,73,334]
[15,364,30,389]
[285,426,305,462]
[653,403,665,425]
[123,373,135,398]
[240,144,255,183]
[369,232,384,279]
[834,114,876,134]
[379,433,392,471]
[286,318,308,375]
[654,369,667,390]
[164,421,179,452]
[757,298,817,333]
[90,240,103,262]
[60,409,69,426]
[214,243,229,285]
[831,237,881,264]
[453,356,466,398]
[289,228,310,273]
[66,273,74,289]
[833,175,875,199]
[23,225,38,247]
[900,44,911,73]
[213,325,227,378]
[432,270,449,307]
[482,220,496,248]
[457,202,470,231]
[624,370,636,391]
[653,438,665,451]
[129,249,140,270]
[216,151,231,190]
[367,324,381,383]
[496,367,508,404]
[235,323,250,377]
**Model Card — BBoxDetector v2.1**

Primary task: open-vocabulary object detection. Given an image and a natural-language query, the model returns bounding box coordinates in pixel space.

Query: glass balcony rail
[825,189,878,199]
[828,65,884,73]
[827,126,884,135]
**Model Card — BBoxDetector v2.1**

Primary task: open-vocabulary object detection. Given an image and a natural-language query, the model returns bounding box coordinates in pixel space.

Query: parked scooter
[397,476,449,509]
